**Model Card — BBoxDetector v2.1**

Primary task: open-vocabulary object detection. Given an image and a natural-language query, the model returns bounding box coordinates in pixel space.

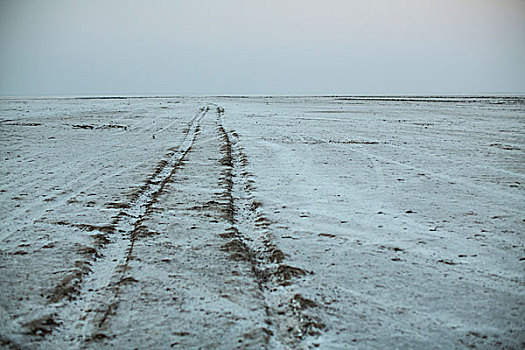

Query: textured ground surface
[1,96,524,349]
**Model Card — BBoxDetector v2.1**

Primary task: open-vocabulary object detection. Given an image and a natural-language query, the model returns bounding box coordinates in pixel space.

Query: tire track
[213,107,274,347]
[217,108,326,348]
[40,107,208,348]
[87,105,272,348]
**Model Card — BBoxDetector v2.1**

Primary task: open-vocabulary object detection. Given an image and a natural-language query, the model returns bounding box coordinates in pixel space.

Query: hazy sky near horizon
[1,0,524,95]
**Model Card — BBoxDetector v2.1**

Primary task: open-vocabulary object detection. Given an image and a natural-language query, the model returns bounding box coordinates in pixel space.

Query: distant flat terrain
[1,96,524,349]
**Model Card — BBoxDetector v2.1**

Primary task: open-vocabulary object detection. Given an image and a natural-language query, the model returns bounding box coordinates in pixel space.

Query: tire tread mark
[38,107,208,348]
[216,107,326,347]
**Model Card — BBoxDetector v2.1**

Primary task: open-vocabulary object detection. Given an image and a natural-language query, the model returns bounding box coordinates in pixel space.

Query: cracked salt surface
[0,96,523,349]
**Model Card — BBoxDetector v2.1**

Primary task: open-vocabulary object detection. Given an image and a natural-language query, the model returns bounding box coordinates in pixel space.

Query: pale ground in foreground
[0,96,524,349]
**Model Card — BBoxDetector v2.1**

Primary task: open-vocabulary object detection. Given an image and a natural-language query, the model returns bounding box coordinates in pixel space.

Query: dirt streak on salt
[0,96,523,349]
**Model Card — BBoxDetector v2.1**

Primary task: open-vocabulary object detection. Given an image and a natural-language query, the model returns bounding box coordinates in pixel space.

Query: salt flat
[0,96,523,349]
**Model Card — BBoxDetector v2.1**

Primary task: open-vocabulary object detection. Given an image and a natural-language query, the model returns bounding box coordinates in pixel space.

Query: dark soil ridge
[216,107,326,346]
[90,107,209,336]
[35,108,208,343]
[214,107,273,345]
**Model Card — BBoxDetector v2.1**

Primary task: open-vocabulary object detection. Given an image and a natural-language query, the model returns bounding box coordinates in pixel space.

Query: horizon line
[1,93,525,100]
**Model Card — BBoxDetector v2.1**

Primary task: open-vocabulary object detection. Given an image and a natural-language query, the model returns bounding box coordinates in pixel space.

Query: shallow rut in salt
[38,108,207,348]
[39,106,325,349]
[84,107,273,349]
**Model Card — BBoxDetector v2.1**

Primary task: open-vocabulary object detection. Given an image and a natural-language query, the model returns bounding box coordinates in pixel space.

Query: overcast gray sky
[1,0,524,96]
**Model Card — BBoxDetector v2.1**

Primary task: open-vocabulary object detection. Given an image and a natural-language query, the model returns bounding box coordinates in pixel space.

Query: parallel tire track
[92,107,208,334]
[216,107,326,347]
[41,107,208,348]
